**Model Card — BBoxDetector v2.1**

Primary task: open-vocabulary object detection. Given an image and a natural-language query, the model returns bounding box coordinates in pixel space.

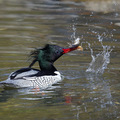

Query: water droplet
[86,35,112,75]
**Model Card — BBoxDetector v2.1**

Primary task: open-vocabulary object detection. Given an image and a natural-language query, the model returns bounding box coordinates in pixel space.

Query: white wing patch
[10,69,39,79]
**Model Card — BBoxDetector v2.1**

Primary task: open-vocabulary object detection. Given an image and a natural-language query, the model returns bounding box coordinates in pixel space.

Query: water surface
[0,0,120,120]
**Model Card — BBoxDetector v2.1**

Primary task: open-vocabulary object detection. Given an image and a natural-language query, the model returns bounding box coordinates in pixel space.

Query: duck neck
[38,61,57,73]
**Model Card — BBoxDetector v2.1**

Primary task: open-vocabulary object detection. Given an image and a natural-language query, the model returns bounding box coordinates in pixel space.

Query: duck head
[29,44,83,71]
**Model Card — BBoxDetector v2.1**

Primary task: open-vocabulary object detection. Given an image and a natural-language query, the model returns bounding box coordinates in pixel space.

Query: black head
[30,44,64,63]
[41,44,64,62]
[29,44,83,71]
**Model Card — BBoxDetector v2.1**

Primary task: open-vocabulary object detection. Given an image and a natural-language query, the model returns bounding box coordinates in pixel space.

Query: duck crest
[30,44,52,60]
[29,44,57,72]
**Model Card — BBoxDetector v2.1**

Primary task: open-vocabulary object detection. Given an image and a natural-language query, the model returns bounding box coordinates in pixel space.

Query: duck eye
[55,50,59,54]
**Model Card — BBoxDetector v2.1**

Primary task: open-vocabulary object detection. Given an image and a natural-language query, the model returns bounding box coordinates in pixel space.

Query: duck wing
[10,67,40,80]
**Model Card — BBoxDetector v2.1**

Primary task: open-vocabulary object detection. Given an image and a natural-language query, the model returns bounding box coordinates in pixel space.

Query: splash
[86,34,112,74]
[69,24,82,46]
[71,24,77,41]
[69,25,112,75]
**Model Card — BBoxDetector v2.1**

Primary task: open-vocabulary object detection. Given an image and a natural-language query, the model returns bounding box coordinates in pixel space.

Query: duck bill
[62,44,83,54]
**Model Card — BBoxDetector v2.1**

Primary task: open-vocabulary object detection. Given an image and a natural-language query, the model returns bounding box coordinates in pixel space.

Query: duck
[0,44,83,89]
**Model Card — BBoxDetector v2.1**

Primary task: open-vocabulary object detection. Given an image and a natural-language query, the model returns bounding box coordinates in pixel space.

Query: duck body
[1,67,62,89]
[0,44,83,89]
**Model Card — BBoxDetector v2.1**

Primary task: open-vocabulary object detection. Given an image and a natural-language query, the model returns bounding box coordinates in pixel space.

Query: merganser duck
[0,44,83,89]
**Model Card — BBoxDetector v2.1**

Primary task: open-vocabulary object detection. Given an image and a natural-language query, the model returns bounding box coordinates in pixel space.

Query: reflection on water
[0,73,118,120]
[62,72,119,120]
[86,74,113,109]
[0,0,120,120]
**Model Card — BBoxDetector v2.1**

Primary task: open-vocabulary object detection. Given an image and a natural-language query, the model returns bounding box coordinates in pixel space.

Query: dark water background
[0,0,120,120]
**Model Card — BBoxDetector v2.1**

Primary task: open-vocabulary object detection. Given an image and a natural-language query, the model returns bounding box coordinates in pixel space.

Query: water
[0,0,120,120]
